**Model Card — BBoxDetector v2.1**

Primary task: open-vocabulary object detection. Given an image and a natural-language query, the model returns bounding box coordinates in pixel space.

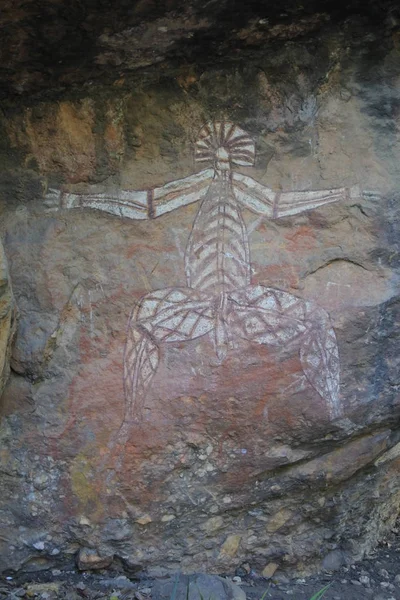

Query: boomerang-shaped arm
[232,172,356,218]
[46,169,215,220]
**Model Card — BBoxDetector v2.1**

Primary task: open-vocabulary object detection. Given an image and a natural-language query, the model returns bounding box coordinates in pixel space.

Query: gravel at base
[1,529,400,600]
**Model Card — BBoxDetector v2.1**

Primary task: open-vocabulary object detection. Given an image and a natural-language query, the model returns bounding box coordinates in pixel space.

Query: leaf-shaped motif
[227,285,308,346]
[300,311,341,418]
[226,285,341,418]
[123,308,160,420]
[136,287,214,343]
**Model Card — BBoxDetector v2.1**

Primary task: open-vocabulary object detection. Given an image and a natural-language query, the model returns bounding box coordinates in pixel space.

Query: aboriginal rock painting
[50,121,358,441]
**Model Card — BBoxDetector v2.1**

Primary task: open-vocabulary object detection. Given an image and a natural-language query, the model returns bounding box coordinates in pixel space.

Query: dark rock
[0,0,396,100]
[152,574,246,600]
[98,576,136,589]
[322,550,347,572]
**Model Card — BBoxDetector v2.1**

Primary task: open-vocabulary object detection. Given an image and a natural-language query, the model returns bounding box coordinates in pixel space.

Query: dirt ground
[2,528,400,600]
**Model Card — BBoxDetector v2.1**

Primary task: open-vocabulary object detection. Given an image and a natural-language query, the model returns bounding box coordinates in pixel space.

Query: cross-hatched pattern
[300,308,341,418]
[136,287,215,342]
[123,310,160,420]
[223,287,341,418]
[227,285,308,345]
[123,288,214,420]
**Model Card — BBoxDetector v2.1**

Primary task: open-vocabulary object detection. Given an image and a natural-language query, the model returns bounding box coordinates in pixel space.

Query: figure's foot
[280,373,309,396]
[97,417,141,473]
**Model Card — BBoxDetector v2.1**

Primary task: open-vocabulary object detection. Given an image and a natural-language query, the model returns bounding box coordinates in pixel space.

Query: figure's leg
[124,287,214,422]
[123,307,159,424]
[299,302,341,418]
[102,287,214,470]
[226,285,341,418]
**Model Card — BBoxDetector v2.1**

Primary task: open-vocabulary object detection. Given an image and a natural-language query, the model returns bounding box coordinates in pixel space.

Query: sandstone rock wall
[0,11,399,578]
[0,239,15,399]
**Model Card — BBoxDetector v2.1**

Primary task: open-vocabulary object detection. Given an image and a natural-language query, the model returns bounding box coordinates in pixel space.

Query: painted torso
[185,170,251,295]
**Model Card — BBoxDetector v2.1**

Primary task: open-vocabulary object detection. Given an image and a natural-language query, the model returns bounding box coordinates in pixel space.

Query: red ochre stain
[284,226,318,253]
[254,264,300,289]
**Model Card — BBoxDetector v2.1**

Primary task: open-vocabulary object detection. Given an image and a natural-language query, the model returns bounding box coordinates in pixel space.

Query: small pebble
[76,582,86,591]
[379,568,390,579]
[232,576,242,583]
[351,579,362,586]
[51,569,61,576]
[139,588,152,595]
[237,562,251,576]
[32,541,45,550]
[380,581,390,588]
[274,575,290,585]
[360,575,371,586]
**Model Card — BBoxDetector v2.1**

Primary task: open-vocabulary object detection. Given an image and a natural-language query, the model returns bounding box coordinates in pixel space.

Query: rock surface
[0,0,395,100]
[0,238,15,398]
[3,529,400,599]
[152,574,246,600]
[0,0,400,581]
[76,548,114,571]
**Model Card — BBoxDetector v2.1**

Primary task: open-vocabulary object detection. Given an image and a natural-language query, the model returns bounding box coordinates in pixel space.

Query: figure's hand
[43,187,63,209]
[349,184,381,203]
[360,189,382,203]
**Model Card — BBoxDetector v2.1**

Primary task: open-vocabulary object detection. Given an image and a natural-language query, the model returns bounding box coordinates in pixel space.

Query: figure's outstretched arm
[232,172,362,218]
[45,169,215,220]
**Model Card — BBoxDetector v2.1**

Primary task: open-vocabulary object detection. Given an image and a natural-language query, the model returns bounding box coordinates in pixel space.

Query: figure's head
[195,121,255,171]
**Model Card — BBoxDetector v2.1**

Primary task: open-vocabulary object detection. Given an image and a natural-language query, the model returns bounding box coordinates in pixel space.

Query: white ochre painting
[48,121,366,439]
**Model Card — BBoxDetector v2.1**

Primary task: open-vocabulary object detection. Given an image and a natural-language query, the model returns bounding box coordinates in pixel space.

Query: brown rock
[136,515,152,525]
[266,509,293,533]
[26,583,62,595]
[203,516,224,533]
[76,548,114,571]
[262,562,279,579]
[220,535,242,558]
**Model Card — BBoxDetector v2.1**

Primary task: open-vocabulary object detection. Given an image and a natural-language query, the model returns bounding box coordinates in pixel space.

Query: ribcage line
[185,177,251,294]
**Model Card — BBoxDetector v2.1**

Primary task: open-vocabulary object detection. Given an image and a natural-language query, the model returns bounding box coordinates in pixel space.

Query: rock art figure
[47,121,368,443]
